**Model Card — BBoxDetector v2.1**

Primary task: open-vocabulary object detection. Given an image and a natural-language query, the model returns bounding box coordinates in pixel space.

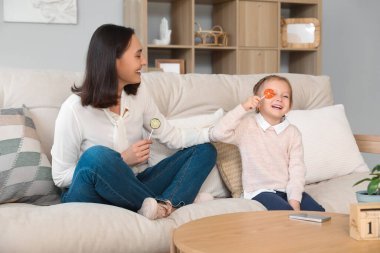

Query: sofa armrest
[354,134,380,154]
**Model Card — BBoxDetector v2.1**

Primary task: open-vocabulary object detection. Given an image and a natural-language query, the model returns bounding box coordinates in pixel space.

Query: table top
[172,211,380,253]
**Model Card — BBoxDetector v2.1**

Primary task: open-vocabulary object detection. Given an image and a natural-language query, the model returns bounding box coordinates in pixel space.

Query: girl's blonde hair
[253,75,293,113]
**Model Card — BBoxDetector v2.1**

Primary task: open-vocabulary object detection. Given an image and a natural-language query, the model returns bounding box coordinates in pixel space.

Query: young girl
[210,75,324,211]
[51,24,216,220]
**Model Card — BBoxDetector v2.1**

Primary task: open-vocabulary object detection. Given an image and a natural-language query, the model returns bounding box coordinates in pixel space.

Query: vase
[356,190,380,203]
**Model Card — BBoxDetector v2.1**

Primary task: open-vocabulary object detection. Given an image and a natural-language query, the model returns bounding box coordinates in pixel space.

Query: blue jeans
[252,191,325,211]
[61,143,216,211]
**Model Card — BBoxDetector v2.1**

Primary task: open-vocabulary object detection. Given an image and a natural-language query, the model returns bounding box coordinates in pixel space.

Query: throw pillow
[145,108,230,198]
[287,104,368,184]
[212,142,243,198]
[0,106,60,205]
[146,108,224,166]
[212,104,369,197]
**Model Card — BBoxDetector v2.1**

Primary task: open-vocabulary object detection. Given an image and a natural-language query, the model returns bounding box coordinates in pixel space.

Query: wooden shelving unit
[124,0,322,75]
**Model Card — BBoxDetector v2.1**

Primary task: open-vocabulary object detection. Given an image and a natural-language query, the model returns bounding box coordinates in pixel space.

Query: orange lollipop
[261,88,276,99]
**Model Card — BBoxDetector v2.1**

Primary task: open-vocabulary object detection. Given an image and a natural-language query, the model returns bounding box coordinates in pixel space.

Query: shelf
[194,46,237,50]
[148,45,192,49]
[147,0,193,46]
[148,0,178,3]
[125,0,321,75]
[196,0,233,4]
[281,48,319,51]
[147,47,192,73]
[195,49,237,74]
[281,50,319,74]
[281,1,320,19]
[281,0,319,4]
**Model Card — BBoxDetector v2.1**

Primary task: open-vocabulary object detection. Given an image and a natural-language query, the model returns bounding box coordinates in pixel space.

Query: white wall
[0,0,124,71]
[322,0,380,168]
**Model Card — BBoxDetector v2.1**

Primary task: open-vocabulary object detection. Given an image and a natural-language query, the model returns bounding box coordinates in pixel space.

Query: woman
[51,24,216,220]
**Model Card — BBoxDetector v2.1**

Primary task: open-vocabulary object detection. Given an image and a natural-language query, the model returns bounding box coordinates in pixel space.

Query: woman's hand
[242,95,261,111]
[288,199,301,211]
[121,139,152,166]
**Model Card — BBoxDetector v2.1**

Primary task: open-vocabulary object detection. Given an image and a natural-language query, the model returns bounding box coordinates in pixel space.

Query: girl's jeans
[252,191,325,211]
[61,143,216,212]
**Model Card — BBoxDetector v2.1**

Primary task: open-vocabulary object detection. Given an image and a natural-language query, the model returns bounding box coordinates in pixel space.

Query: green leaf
[353,178,371,186]
[367,178,380,195]
[371,164,380,173]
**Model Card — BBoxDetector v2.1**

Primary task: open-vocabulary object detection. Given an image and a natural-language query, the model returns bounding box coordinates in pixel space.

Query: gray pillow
[0,106,60,205]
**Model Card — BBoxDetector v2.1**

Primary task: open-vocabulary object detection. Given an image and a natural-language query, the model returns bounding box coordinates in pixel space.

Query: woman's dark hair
[253,74,293,112]
[72,24,139,108]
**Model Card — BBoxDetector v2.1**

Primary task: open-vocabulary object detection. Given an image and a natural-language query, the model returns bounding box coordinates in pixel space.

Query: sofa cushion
[198,165,229,198]
[0,106,60,205]
[212,142,242,198]
[0,68,82,108]
[214,104,369,198]
[287,104,369,184]
[1,70,333,164]
[0,68,83,161]
[146,108,224,166]
[28,107,61,161]
[145,108,230,198]
[305,172,368,214]
[142,72,334,119]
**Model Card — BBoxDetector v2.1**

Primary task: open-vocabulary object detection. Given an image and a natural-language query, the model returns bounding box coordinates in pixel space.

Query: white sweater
[51,83,209,188]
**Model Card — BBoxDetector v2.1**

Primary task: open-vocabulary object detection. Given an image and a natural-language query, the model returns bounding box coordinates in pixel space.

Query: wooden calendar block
[350,203,380,240]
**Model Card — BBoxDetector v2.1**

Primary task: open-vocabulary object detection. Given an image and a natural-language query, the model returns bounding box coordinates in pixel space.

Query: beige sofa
[0,68,372,253]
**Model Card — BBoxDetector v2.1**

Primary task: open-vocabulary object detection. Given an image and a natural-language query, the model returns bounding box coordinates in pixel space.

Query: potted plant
[353,164,380,203]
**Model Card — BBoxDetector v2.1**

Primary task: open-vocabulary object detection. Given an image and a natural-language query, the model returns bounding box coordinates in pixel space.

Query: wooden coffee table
[172,211,380,253]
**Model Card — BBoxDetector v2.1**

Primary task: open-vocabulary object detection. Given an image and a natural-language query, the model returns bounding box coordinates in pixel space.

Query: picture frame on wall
[155,59,185,74]
[3,0,78,24]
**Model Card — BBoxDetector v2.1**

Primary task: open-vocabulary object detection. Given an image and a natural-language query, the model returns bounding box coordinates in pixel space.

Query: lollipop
[148,118,161,140]
[261,88,276,99]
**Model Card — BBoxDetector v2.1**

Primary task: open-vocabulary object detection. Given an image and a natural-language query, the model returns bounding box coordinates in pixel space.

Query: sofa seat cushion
[0,106,60,205]
[305,172,368,214]
[0,199,265,253]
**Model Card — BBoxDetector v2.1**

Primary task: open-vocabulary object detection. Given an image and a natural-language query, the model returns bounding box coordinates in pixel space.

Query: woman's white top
[51,83,209,188]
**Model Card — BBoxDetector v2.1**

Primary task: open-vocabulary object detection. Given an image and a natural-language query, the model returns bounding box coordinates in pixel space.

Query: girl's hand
[121,139,152,166]
[288,199,301,211]
[242,95,261,111]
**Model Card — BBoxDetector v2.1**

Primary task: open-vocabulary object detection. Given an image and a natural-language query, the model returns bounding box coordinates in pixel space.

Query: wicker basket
[194,22,228,47]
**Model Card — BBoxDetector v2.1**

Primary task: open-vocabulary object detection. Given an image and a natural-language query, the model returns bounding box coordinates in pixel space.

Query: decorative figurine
[153,17,171,45]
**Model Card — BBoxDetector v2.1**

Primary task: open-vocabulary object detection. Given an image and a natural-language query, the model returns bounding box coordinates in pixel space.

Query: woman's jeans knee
[62,145,154,211]
[62,143,216,211]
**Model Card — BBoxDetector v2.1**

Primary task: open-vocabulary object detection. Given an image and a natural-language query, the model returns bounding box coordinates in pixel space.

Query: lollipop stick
[148,129,154,140]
